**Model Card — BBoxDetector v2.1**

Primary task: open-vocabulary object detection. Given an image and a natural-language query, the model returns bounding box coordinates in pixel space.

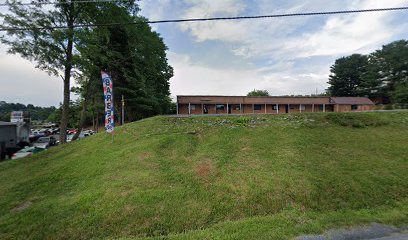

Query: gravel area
[296,223,408,240]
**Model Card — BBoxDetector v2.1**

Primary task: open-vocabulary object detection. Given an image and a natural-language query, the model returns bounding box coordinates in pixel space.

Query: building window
[300,104,305,111]
[190,104,196,110]
[290,105,295,110]
[254,104,262,110]
[319,105,324,111]
[232,105,241,110]
[351,105,358,110]
[272,105,280,110]
[216,104,225,110]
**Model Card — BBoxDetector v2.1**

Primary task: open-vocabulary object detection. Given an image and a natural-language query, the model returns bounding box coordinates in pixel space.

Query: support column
[312,104,314,112]
[240,103,242,114]
[252,104,254,114]
[336,104,339,112]
[288,104,290,113]
[202,103,204,114]
[299,104,302,113]
[276,104,279,114]
[176,103,179,115]
[323,104,326,112]
[265,103,267,114]
[227,103,229,114]
[188,103,191,115]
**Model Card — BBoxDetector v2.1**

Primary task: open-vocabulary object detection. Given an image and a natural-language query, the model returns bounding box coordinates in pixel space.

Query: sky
[1,0,408,107]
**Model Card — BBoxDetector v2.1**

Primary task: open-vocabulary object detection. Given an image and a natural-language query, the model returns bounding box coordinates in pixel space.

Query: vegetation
[0,101,56,122]
[328,39,408,105]
[247,89,270,96]
[0,1,173,142]
[0,112,407,239]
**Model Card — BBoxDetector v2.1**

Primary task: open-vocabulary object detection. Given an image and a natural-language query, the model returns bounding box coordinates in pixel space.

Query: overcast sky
[1,0,408,107]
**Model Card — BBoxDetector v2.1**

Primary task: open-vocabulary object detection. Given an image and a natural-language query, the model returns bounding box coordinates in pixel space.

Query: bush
[325,113,390,128]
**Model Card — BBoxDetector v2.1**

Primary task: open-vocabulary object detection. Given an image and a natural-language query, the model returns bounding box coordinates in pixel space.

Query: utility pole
[121,95,125,125]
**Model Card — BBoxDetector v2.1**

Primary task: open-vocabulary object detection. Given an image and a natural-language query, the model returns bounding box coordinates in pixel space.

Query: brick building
[176,96,374,115]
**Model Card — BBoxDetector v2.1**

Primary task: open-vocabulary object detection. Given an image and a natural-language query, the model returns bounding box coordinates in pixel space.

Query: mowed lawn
[0,112,407,239]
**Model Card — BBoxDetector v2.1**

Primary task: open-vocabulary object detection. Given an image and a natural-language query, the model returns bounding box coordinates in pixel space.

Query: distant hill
[0,112,407,239]
[0,101,56,122]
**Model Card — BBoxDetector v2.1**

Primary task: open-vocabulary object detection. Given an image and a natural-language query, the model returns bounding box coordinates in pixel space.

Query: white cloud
[164,0,408,97]
[0,53,68,106]
[168,52,330,97]
[178,0,407,59]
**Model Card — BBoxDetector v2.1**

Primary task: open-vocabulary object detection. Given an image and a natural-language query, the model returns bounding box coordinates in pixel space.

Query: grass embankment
[0,112,407,239]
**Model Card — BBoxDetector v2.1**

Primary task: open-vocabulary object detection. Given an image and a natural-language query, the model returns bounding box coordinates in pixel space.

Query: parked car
[67,129,77,135]
[32,136,57,149]
[11,146,46,159]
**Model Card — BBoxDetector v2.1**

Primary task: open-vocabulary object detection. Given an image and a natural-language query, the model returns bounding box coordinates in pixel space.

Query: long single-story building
[176,96,374,115]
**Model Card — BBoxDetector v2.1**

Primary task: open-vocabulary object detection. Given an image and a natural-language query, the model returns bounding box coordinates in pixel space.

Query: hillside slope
[0,112,407,239]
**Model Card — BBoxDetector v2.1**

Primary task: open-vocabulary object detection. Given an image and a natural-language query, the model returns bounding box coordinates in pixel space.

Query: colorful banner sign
[101,71,114,133]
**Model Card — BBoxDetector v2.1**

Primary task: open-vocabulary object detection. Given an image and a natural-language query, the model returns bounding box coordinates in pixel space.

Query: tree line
[328,40,408,106]
[1,1,173,143]
[0,101,57,122]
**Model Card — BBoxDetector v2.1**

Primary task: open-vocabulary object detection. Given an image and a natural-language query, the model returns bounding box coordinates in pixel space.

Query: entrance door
[285,105,289,113]
[203,105,208,114]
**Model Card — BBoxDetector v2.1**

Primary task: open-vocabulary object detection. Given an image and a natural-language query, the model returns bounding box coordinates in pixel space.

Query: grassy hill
[0,112,407,239]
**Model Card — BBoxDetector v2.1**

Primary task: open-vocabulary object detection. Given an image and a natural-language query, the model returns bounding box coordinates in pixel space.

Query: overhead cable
[0,6,407,32]
[0,0,132,7]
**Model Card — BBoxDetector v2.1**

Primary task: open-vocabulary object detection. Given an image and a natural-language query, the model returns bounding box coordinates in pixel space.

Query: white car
[12,147,46,159]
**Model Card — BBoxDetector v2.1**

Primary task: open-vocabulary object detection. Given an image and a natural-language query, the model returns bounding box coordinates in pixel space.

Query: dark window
[272,105,280,110]
[289,104,295,109]
[254,104,262,110]
[351,105,358,110]
[232,105,241,110]
[216,104,225,110]
[319,105,324,111]
[300,104,305,111]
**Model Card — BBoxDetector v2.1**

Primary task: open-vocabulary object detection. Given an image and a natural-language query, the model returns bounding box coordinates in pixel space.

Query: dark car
[33,136,57,149]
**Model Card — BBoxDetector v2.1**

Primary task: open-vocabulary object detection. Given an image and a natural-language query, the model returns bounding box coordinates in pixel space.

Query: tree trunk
[72,80,91,141]
[72,99,88,141]
[59,5,75,144]
[59,69,71,144]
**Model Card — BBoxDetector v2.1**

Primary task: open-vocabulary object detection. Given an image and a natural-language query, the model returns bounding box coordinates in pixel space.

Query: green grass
[0,112,407,239]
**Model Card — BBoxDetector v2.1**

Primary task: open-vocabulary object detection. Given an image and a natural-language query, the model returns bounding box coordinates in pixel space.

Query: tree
[327,54,370,96]
[247,89,270,96]
[0,0,137,143]
[76,14,173,124]
[366,40,408,101]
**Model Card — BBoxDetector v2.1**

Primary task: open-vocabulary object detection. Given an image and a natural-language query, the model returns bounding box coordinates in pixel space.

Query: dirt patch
[11,201,32,213]
[195,160,214,181]
[139,152,151,160]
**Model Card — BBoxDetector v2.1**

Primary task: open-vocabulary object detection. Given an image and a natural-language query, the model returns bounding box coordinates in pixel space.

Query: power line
[0,0,132,7]
[0,6,407,32]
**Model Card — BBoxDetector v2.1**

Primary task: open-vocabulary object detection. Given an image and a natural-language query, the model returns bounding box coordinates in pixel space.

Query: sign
[10,111,24,123]
[101,71,114,133]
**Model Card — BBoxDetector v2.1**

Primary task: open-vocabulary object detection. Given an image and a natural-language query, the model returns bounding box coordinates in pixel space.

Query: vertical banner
[101,71,114,133]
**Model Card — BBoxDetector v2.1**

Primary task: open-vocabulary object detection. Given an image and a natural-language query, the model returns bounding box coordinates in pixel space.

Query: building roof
[177,95,374,105]
[0,121,17,127]
[177,95,331,104]
[330,97,374,105]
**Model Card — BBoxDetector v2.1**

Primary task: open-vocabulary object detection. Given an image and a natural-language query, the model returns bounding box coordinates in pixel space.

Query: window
[351,105,358,110]
[232,105,241,110]
[300,104,305,111]
[289,104,295,110]
[216,104,225,110]
[272,105,280,110]
[319,105,324,111]
[190,104,196,110]
[254,104,262,110]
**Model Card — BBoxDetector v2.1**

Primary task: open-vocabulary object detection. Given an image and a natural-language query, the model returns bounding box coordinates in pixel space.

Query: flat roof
[0,121,17,126]
[177,95,374,105]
